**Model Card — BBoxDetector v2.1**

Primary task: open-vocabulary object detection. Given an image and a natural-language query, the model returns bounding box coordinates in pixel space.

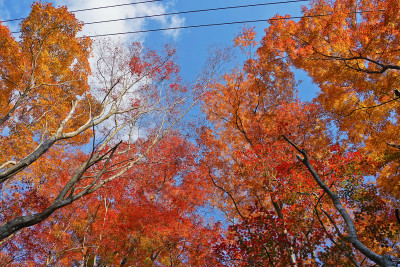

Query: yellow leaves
[6,2,92,135]
[0,3,93,187]
[0,24,22,115]
[20,3,92,85]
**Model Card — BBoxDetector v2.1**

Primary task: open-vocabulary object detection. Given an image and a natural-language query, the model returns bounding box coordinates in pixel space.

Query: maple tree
[201,4,400,264]
[0,134,217,266]
[200,33,332,265]
[263,0,400,202]
[256,0,400,264]
[2,0,400,266]
[0,2,201,248]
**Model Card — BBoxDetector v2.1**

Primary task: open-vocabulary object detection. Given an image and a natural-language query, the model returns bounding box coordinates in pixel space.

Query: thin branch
[207,166,245,220]
[387,143,400,150]
[341,96,400,118]
[282,135,394,267]
[0,161,16,170]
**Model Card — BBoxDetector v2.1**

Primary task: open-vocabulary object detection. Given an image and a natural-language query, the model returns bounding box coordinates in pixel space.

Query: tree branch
[282,135,394,267]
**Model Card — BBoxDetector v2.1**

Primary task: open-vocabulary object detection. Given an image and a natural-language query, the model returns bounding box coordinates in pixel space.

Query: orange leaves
[200,24,332,227]
[3,0,400,265]
[234,26,258,51]
[261,0,400,201]
[20,2,91,89]
[0,2,93,168]
[0,3,211,264]
[201,1,400,264]
[0,24,21,114]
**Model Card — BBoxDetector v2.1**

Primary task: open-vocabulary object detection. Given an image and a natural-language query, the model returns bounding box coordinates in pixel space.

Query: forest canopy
[1,0,400,266]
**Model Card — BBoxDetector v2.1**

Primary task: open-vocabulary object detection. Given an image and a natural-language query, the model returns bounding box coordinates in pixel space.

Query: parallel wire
[3,0,384,38]
[8,0,310,34]
[84,9,384,38]
[0,0,162,22]
[84,0,309,25]
[85,18,290,38]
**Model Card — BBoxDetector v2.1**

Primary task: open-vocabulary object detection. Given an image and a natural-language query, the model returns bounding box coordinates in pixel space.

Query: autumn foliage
[201,0,400,264]
[1,0,400,266]
[264,0,400,201]
[0,2,213,265]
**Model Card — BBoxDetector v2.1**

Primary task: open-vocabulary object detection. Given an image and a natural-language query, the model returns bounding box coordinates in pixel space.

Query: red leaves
[200,1,400,262]
[3,1,400,265]
[2,134,215,265]
[129,43,180,83]
[213,205,325,266]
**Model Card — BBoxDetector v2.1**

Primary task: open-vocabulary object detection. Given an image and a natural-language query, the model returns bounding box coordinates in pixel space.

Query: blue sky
[0,0,321,230]
[0,0,318,100]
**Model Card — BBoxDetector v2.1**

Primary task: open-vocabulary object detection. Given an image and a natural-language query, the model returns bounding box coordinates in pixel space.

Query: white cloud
[163,14,185,40]
[0,1,184,142]
[55,0,185,43]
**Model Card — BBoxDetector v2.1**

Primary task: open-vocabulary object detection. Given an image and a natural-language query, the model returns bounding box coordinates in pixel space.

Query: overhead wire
[0,0,162,23]
[4,0,308,26]
[85,18,300,38]
[84,0,310,25]
[2,0,384,38]
[83,9,385,38]
[71,0,162,12]
[8,0,311,34]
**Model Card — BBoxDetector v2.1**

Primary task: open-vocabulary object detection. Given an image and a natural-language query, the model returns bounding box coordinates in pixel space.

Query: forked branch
[282,135,395,267]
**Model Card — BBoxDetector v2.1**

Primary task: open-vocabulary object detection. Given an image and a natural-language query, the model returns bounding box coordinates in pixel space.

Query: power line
[9,0,310,34]
[72,0,161,12]
[84,0,309,25]
[4,0,384,38]
[83,9,384,38]
[0,0,162,23]
[83,16,315,38]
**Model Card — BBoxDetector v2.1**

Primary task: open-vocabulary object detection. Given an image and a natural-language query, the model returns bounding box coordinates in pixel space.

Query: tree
[3,1,399,266]
[1,134,218,266]
[200,28,339,265]
[260,0,400,263]
[0,2,198,244]
[202,8,400,265]
[264,0,400,202]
